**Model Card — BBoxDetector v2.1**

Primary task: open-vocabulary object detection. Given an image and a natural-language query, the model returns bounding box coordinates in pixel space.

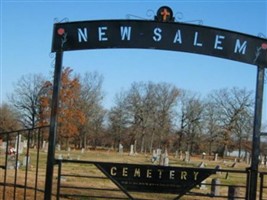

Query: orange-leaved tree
[57,67,86,149]
[39,67,86,149]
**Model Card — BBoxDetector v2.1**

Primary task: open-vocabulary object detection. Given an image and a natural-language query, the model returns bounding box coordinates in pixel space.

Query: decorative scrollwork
[49,53,56,68]
[174,12,184,22]
[146,9,155,19]
[258,33,266,38]
[53,17,69,23]
[126,14,146,20]
[184,19,204,25]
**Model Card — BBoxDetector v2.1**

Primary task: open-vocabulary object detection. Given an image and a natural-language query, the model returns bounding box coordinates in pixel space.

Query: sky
[1,0,267,116]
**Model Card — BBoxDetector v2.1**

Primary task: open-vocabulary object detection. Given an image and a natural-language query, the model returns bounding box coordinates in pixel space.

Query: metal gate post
[44,51,63,200]
[248,66,265,200]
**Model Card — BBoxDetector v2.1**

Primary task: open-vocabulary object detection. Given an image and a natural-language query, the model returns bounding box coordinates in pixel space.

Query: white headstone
[15,135,23,154]
[23,156,30,166]
[129,145,134,156]
[119,144,123,153]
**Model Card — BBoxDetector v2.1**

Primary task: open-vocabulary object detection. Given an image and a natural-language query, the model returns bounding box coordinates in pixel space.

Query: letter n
[78,28,88,42]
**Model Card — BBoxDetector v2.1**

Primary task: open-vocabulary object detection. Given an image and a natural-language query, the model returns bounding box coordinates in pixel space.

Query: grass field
[1,148,267,199]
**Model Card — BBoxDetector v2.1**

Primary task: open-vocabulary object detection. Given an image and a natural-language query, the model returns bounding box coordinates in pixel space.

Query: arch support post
[44,51,63,200]
[248,65,265,200]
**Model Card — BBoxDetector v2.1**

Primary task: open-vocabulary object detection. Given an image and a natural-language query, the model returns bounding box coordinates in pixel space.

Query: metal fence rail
[0,126,49,200]
[55,159,249,200]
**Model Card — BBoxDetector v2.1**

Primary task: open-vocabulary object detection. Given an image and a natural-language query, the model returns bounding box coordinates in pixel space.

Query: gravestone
[151,150,157,163]
[119,144,123,154]
[214,153,218,161]
[129,144,134,156]
[56,144,61,151]
[81,148,85,154]
[159,149,169,166]
[184,151,190,162]
[198,162,207,190]
[23,140,28,148]
[211,178,220,196]
[202,152,206,159]
[1,142,7,153]
[15,135,24,154]
[23,155,30,166]
[228,186,240,200]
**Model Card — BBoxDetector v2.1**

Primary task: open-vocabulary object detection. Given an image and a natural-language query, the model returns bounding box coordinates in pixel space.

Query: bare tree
[208,87,254,157]
[9,74,49,129]
[203,101,221,155]
[109,82,180,153]
[78,71,105,149]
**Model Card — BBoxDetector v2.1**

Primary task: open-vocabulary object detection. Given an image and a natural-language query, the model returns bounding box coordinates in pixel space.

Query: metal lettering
[146,169,152,178]
[122,167,128,177]
[134,168,141,177]
[169,170,175,179]
[110,167,117,176]
[99,26,108,41]
[181,171,187,180]
[173,30,182,44]
[193,171,199,180]
[121,26,132,40]
[78,28,88,42]
[234,39,247,54]
[214,35,225,50]
[153,28,162,42]
[193,32,203,47]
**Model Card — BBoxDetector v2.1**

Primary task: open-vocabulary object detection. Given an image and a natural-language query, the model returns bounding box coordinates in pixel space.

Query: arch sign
[46,6,266,200]
[52,7,267,67]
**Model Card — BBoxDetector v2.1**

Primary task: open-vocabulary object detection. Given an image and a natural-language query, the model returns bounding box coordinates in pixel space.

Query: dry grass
[1,149,267,199]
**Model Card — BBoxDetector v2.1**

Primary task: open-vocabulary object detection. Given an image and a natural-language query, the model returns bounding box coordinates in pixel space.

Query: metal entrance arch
[45,6,267,200]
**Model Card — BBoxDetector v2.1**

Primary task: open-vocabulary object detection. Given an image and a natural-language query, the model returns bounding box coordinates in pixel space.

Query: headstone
[23,140,28,148]
[67,153,72,160]
[211,178,220,196]
[175,150,178,158]
[199,162,207,190]
[228,186,240,200]
[23,156,30,166]
[42,141,46,149]
[119,144,123,153]
[156,149,162,156]
[152,150,157,163]
[81,148,85,154]
[44,142,48,153]
[184,151,190,162]
[58,154,63,160]
[67,147,71,152]
[214,153,218,161]
[129,144,134,156]
[15,135,23,154]
[1,142,7,153]
[57,144,61,151]
[163,149,169,166]
[202,152,206,159]
[164,157,169,166]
